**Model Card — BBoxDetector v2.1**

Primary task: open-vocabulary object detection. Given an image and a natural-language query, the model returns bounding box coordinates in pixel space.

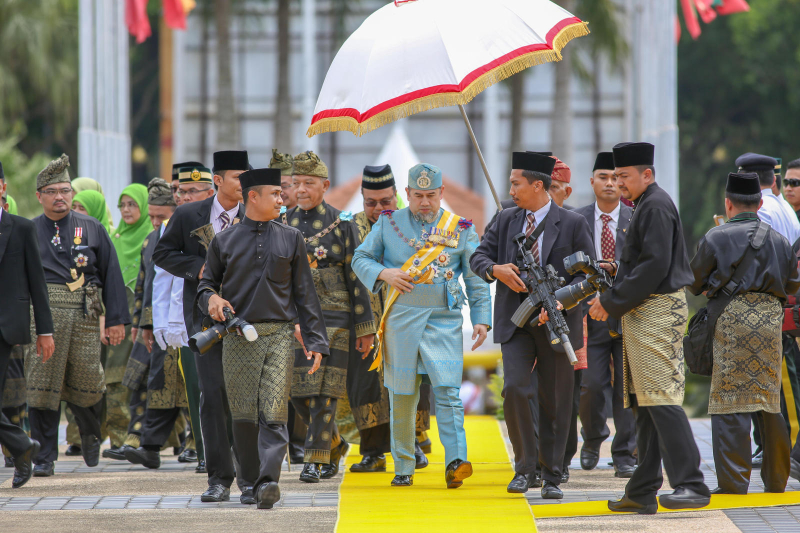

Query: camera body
[189,308,258,355]
[554,251,614,310]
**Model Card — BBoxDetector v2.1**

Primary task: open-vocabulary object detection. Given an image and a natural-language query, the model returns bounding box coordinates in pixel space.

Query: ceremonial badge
[416,170,431,189]
[436,251,451,267]
[74,227,83,245]
[314,245,328,260]
[191,169,201,181]
[75,253,88,268]
[444,269,455,280]
[51,221,61,246]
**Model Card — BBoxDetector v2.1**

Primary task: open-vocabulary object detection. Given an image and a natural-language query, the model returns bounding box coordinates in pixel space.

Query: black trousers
[194,342,236,488]
[126,383,148,443]
[359,423,391,456]
[141,407,181,449]
[712,412,789,494]
[287,402,306,461]
[29,400,103,464]
[563,369,582,469]
[501,325,575,485]
[233,415,288,490]
[579,333,636,466]
[0,336,30,458]
[624,396,709,504]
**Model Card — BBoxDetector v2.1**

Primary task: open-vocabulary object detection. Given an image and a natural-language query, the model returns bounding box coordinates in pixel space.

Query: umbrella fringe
[307,21,589,138]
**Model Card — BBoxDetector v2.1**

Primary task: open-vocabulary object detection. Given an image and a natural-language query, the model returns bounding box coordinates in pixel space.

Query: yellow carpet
[532,491,800,519]
[335,415,536,532]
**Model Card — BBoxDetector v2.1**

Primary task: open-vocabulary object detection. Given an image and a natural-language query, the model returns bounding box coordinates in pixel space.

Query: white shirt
[210,196,240,234]
[760,189,800,244]
[593,202,621,260]
[151,225,173,330]
[521,200,552,265]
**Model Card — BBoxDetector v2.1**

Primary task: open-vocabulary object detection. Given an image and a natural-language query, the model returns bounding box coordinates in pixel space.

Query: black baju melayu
[198,217,329,492]
[689,212,800,493]
[29,211,130,464]
[599,182,709,505]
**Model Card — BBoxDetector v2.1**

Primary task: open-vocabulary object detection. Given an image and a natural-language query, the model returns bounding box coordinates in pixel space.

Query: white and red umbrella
[306,0,588,208]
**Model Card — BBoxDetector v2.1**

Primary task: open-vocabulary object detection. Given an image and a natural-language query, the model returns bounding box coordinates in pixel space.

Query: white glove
[165,323,186,349]
[154,328,168,351]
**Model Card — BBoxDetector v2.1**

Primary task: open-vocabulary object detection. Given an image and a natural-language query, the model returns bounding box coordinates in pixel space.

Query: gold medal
[74,237,81,244]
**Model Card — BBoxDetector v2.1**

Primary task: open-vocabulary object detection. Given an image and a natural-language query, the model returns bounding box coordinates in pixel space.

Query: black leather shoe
[560,466,570,483]
[5,456,14,468]
[658,487,711,510]
[418,437,432,455]
[65,444,82,456]
[195,460,206,473]
[752,450,763,468]
[507,473,530,494]
[201,484,230,502]
[125,447,161,469]
[580,445,600,470]
[541,480,563,499]
[103,445,133,461]
[178,448,198,463]
[414,441,428,469]
[12,439,40,489]
[350,454,387,473]
[299,463,321,483]
[240,486,256,505]
[391,475,413,486]
[530,472,542,488]
[608,495,657,514]
[790,457,800,481]
[33,462,55,477]
[710,487,732,495]
[614,463,636,478]
[445,459,473,489]
[80,434,100,467]
[256,481,281,509]
[320,440,350,479]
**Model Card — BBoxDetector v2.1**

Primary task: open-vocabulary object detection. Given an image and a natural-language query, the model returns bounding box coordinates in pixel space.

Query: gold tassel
[307,21,590,138]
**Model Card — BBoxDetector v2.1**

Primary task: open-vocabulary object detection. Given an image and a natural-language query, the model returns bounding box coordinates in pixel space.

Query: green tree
[0,137,54,219]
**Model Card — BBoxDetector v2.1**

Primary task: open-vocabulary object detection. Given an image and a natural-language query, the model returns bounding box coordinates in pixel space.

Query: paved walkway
[1,419,799,532]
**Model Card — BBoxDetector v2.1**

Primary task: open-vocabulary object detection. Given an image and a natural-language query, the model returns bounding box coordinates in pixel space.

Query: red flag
[680,0,702,39]
[694,0,718,24]
[715,0,750,15]
[163,0,188,30]
[126,0,152,44]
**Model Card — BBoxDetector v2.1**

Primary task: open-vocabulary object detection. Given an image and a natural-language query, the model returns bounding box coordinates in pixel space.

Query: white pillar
[302,0,318,152]
[483,85,503,223]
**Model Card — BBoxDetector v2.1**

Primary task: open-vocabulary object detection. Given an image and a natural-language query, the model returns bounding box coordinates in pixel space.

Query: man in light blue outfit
[352,163,491,489]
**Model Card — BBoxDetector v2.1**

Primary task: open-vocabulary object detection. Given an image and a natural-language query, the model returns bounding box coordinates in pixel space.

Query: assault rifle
[509,233,577,365]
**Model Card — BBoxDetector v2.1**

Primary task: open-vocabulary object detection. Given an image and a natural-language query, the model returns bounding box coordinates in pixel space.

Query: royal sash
[371,210,461,371]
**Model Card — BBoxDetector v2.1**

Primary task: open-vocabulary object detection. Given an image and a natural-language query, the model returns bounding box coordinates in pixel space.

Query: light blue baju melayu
[352,206,492,476]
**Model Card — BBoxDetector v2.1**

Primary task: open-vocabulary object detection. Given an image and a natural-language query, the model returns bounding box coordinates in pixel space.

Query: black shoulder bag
[684,221,768,376]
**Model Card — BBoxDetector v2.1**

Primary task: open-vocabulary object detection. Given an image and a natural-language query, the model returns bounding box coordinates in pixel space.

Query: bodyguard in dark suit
[471,152,594,499]
[153,151,248,503]
[574,153,636,477]
[0,205,54,488]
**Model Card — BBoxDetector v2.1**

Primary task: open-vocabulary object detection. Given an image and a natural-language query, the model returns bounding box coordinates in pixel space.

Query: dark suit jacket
[574,202,632,344]
[0,212,53,345]
[470,201,595,346]
[152,196,245,336]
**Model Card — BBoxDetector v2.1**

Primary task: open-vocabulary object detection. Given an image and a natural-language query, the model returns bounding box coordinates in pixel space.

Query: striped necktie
[525,213,540,265]
[219,211,231,231]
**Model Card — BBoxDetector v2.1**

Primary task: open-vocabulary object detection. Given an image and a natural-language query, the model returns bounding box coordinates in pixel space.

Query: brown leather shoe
[445,459,473,489]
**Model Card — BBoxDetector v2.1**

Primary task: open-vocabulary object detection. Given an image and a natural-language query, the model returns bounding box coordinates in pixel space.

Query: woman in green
[72,177,115,234]
[101,183,151,456]
[72,190,113,234]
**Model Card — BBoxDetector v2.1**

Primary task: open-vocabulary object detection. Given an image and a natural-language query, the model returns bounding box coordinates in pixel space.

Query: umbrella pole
[458,104,503,211]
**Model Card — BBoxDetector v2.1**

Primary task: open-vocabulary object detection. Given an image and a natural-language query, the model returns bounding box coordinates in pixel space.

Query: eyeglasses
[176,188,212,197]
[40,187,73,196]
[118,201,138,210]
[786,179,800,188]
[364,198,395,208]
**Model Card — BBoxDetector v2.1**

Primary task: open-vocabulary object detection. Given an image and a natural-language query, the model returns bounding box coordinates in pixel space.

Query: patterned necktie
[600,214,615,261]
[219,211,231,231]
[526,213,540,265]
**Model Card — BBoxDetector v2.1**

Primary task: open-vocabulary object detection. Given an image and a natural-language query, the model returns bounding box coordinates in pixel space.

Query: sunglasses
[785,179,800,188]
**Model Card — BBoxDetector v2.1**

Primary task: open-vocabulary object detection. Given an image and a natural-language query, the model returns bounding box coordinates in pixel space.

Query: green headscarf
[72,177,115,233]
[73,190,113,234]
[6,194,17,215]
[112,183,150,290]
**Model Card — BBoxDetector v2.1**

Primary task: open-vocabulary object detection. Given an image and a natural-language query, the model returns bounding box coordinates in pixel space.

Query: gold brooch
[191,169,201,181]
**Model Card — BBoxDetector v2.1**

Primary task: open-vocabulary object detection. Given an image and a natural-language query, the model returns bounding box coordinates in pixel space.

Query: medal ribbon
[370,210,460,372]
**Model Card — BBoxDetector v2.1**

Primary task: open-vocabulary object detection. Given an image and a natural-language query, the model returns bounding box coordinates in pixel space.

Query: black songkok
[213,151,250,173]
[593,152,615,172]
[512,152,556,175]
[240,168,281,190]
[361,164,396,190]
[612,142,655,168]
[726,172,761,196]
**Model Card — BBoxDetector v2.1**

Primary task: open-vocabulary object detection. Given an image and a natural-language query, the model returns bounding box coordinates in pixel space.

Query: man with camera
[574,152,636,478]
[588,142,710,513]
[689,172,799,495]
[470,152,594,499]
[153,150,248,502]
[197,168,328,509]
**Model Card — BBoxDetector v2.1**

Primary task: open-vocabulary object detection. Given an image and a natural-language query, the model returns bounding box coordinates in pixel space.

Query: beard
[411,210,438,224]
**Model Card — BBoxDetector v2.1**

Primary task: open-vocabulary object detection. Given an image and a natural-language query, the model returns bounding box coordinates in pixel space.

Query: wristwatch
[487,265,494,281]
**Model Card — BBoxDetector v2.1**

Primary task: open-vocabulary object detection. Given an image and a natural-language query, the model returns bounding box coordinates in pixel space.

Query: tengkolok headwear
[147,178,176,206]
[408,163,442,190]
[269,150,294,177]
[37,154,71,190]
[292,151,328,179]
